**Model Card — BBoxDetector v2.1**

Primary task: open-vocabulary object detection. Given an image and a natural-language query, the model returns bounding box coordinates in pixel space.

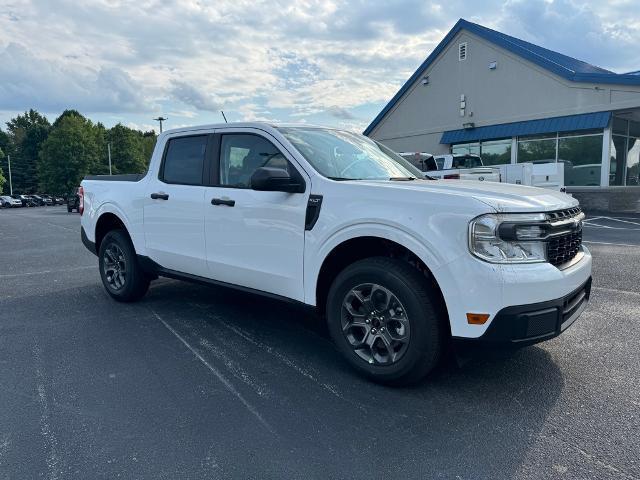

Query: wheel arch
[94,211,131,254]
[314,235,449,331]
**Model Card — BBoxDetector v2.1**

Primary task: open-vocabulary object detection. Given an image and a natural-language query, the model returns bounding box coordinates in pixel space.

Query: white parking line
[150,309,274,435]
[583,222,640,231]
[598,217,640,226]
[0,265,94,278]
[583,240,640,247]
[593,286,640,297]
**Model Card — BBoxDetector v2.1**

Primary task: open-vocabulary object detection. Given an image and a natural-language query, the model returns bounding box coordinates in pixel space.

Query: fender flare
[304,221,451,306]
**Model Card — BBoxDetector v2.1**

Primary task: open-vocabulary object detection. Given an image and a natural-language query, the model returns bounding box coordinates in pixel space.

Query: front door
[204,130,309,301]
[143,134,209,277]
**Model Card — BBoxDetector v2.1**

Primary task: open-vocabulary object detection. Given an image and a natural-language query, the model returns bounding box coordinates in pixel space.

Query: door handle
[211,198,235,207]
[150,193,169,200]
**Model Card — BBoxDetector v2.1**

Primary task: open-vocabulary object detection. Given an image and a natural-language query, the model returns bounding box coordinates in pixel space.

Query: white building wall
[368,30,640,155]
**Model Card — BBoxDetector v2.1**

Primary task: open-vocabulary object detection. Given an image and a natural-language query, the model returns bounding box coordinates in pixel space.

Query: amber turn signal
[466,313,490,325]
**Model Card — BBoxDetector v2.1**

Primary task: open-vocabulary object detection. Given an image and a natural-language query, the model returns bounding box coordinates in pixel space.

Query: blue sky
[1,0,639,133]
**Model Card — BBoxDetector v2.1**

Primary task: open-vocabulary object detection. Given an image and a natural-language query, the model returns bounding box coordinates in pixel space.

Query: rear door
[203,128,310,301]
[143,133,212,277]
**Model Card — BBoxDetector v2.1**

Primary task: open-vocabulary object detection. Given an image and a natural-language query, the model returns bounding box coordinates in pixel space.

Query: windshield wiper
[327,176,356,181]
[389,176,416,181]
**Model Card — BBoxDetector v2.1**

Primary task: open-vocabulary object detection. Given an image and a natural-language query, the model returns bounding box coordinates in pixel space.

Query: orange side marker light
[466,313,490,325]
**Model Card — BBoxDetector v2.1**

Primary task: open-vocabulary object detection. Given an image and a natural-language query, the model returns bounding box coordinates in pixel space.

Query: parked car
[67,191,80,212]
[11,194,37,207]
[400,152,501,182]
[0,195,23,208]
[54,196,65,205]
[80,122,591,385]
[39,194,54,206]
[28,195,45,206]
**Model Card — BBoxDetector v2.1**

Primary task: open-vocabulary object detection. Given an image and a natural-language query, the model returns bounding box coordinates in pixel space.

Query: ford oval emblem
[479,176,485,181]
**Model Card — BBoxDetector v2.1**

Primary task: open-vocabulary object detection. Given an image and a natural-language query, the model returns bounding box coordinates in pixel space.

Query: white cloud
[0,42,150,113]
[0,0,638,130]
[171,81,223,112]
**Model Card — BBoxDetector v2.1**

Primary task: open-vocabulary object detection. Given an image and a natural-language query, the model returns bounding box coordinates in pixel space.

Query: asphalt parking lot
[0,206,638,480]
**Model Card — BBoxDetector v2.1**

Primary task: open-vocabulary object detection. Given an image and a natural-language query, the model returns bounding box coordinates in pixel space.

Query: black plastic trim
[81,226,97,256]
[305,194,323,230]
[453,277,592,348]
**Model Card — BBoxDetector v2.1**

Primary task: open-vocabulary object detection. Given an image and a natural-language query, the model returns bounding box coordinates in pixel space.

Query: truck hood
[346,179,578,212]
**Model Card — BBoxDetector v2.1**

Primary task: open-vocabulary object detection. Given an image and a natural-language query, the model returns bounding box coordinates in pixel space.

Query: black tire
[98,229,150,302]
[326,257,444,385]
[67,207,72,213]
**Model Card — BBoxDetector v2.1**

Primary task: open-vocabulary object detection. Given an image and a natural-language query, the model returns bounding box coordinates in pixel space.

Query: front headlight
[469,213,548,264]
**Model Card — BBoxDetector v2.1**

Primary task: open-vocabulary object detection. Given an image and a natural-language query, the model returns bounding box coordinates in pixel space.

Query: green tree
[140,131,157,165]
[6,109,50,193]
[38,114,99,194]
[107,124,148,174]
[0,147,5,194]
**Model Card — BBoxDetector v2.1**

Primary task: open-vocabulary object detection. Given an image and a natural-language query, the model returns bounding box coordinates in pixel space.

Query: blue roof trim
[364,19,640,136]
[440,111,611,144]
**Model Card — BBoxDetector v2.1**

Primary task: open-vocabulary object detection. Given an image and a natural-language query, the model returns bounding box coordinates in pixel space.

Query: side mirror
[250,167,305,193]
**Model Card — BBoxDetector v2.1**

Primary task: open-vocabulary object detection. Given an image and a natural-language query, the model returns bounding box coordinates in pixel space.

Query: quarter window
[161,135,207,185]
[220,134,290,188]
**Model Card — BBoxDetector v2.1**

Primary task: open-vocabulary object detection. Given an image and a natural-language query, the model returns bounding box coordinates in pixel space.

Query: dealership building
[365,19,640,211]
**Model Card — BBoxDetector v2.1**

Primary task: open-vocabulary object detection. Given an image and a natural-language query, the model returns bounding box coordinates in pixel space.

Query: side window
[161,135,208,185]
[425,157,438,171]
[435,157,445,170]
[220,134,290,188]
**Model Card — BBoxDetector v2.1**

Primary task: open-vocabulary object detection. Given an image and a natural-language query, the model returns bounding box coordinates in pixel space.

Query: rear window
[452,155,482,169]
[161,135,208,185]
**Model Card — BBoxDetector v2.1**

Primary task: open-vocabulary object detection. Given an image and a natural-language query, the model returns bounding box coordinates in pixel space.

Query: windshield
[278,127,423,180]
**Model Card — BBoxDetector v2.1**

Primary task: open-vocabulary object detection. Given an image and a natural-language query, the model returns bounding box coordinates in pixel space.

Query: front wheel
[98,229,150,302]
[326,257,445,385]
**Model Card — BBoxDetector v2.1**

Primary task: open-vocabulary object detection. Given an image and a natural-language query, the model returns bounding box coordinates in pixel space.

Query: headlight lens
[469,213,548,264]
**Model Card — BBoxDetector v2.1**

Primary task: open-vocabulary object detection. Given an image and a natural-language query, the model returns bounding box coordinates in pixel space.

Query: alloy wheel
[341,283,410,365]
[103,243,127,290]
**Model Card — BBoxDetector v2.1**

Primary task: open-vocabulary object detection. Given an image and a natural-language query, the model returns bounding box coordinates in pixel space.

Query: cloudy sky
[1,0,639,133]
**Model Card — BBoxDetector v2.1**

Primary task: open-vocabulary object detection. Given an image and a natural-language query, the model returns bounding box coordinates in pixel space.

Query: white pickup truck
[80,122,592,384]
[400,152,501,182]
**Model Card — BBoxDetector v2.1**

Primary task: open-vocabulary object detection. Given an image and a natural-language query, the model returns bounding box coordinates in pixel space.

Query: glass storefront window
[629,121,640,138]
[451,142,479,156]
[626,138,640,186]
[481,139,511,165]
[610,135,627,186]
[558,134,603,186]
[517,137,556,163]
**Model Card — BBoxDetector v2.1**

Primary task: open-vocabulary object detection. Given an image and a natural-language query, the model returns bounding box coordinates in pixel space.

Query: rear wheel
[98,229,150,302]
[326,257,444,385]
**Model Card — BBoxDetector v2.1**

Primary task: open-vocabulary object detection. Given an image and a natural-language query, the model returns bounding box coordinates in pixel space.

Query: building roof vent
[459,42,467,61]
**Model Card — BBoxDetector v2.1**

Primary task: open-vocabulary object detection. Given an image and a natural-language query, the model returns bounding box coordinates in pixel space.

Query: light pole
[153,117,167,133]
[7,154,12,195]
[107,143,112,175]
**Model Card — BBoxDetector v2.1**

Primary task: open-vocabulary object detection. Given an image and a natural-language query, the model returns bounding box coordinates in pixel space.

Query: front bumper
[453,276,591,347]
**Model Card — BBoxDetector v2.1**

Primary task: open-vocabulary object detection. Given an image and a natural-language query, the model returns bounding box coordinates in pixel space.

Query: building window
[451,142,479,155]
[558,133,604,187]
[517,135,557,164]
[480,139,511,165]
[610,118,640,186]
[515,131,605,186]
[610,135,627,186]
[626,138,640,186]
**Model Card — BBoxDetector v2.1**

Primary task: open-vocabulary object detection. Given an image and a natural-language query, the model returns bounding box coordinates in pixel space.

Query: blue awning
[440,111,611,144]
